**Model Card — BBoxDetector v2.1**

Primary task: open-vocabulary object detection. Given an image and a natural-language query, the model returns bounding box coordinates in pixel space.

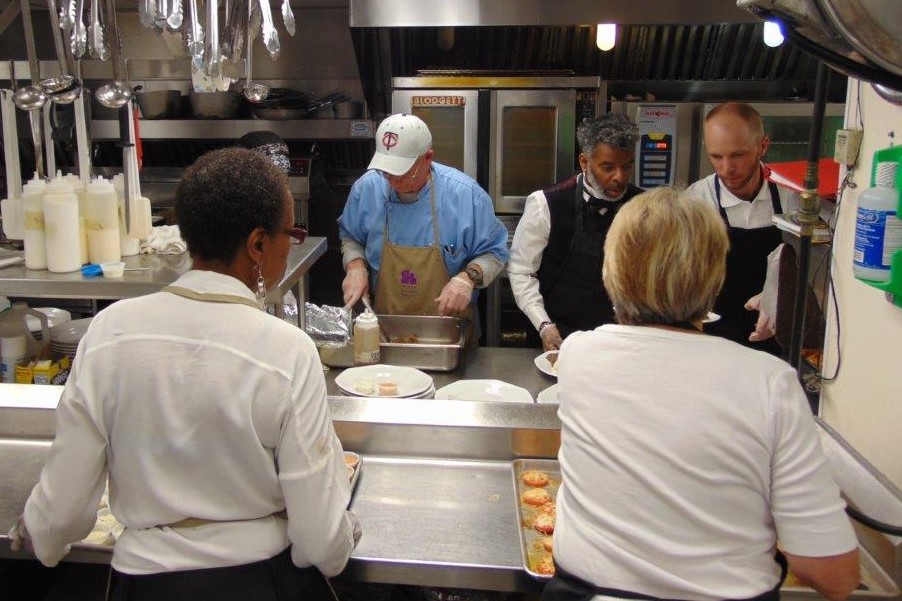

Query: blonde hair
[603,187,729,325]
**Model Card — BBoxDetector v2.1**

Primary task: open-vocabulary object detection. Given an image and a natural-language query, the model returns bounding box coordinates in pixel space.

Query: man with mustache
[508,114,643,351]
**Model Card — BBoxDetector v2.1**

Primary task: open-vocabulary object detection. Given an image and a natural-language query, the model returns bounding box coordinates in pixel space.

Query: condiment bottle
[113,174,140,257]
[353,308,381,366]
[21,173,48,270]
[43,173,83,273]
[85,176,122,264]
[854,161,901,282]
[65,174,89,265]
[0,302,49,383]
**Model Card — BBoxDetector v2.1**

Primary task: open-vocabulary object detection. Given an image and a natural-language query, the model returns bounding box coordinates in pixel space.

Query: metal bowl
[189,90,243,119]
[136,90,182,119]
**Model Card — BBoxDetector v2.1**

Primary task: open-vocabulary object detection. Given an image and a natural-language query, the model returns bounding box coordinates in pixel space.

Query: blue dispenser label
[854,208,900,268]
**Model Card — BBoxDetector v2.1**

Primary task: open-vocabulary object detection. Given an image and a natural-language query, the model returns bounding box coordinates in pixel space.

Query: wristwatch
[464,264,483,287]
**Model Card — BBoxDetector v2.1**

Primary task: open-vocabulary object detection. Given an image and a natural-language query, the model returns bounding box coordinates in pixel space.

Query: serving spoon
[94,0,132,108]
[42,0,82,104]
[12,0,48,179]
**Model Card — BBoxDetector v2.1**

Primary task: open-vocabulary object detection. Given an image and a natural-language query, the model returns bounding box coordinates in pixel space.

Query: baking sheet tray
[511,458,560,581]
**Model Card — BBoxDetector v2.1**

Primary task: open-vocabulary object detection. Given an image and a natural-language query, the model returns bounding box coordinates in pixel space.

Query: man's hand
[434,274,473,316]
[745,293,776,342]
[540,324,563,352]
[342,260,369,308]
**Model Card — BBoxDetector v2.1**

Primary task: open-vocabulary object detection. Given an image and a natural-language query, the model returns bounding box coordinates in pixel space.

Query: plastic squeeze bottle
[43,173,82,273]
[22,174,48,270]
[85,176,122,264]
[353,308,381,366]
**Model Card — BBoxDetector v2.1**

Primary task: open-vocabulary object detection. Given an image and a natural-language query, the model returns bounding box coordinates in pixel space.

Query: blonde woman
[546,188,859,601]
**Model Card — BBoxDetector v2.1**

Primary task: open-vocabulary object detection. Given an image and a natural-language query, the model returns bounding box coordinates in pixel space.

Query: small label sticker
[350,121,372,138]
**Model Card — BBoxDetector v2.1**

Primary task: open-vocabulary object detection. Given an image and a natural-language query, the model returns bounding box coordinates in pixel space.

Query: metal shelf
[89,119,374,140]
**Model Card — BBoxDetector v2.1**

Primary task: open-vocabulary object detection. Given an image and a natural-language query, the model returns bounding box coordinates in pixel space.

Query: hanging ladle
[41,0,82,104]
[242,1,269,102]
[12,0,48,179]
[94,0,132,109]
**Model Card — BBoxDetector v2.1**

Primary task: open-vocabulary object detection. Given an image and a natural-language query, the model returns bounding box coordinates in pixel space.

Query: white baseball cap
[368,114,433,176]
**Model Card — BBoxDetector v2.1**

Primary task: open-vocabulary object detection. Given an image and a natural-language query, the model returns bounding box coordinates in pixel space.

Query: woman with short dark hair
[545,188,859,601]
[14,148,358,601]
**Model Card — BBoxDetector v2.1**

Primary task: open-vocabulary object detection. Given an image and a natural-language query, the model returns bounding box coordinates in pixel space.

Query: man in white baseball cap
[338,114,509,342]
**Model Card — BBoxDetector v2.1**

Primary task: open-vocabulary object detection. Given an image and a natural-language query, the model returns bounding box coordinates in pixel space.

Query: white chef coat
[24,270,356,576]
[554,324,857,601]
[507,174,620,331]
[685,169,800,229]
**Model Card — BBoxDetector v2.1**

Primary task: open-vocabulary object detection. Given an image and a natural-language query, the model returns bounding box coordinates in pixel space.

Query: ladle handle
[28,110,45,179]
[46,0,71,77]
[20,0,41,84]
[104,0,124,82]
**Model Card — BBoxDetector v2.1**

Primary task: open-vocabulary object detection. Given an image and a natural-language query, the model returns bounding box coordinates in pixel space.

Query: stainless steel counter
[0,237,326,328]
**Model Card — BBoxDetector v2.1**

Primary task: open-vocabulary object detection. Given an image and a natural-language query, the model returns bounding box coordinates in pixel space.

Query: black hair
[576,113,640,154]
[175,147,290,264]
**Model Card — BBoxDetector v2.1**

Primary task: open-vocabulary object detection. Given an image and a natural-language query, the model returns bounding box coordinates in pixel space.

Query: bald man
[686,102,800,355]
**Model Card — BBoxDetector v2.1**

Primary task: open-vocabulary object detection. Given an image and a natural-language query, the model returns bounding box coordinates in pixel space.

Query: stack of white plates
[49,317,94,358]
[536,383,559,404]
[434,379,534,403]
[335,364,434,398]
[27,307,73,340]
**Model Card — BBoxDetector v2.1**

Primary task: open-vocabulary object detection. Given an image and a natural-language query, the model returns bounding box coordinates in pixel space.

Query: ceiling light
[763,21,785,48]
[596,23,617,52]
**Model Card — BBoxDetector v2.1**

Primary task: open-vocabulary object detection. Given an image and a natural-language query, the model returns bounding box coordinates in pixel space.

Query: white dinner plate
[533,351,559,378]
[434,379,534,403]
[536,384,559,404]
[703,311,721,323]
[335,364,433,398]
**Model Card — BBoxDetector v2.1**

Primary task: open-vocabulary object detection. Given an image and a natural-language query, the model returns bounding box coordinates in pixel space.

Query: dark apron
[541,552,787,601]
[541,183,619,338]
[108,546,338,601]
[705,177,783,356]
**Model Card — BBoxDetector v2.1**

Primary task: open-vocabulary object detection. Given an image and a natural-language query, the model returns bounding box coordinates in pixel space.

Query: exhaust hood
[348,0,757,27]
[738,0,902,92]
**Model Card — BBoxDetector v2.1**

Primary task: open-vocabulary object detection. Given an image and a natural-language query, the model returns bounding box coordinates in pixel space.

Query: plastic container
[43,174,83,273]
[85,176,121,264]
[100,261,125,278]
[0,302,49,383]
[353,308,381,366]
[65,174,89,265]
[21,174,48,270]
[854,162,901,282]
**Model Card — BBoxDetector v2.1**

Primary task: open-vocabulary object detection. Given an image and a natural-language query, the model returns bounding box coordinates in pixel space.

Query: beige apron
[373,181,474,343]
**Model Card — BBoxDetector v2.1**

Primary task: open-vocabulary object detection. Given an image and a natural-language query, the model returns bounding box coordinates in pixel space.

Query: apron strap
[383,174,441,248]
[713,172,784,227]
[163,285,261,310]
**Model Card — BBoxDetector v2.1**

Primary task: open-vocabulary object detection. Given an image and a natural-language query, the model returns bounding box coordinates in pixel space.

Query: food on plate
[534,512,555,534]
[354,379,375,394]
[378,381,399,396]
[390,334,419,344]
[541,536,554,552]
[521,470,550,487]
[343,452,360,468]
[521,487,553,507]
[535,554,556,575]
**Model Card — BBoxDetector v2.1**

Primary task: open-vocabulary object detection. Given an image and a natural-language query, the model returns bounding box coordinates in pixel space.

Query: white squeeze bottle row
[43,173,82,273]
[22,174,48,270]
[85,176,121,264]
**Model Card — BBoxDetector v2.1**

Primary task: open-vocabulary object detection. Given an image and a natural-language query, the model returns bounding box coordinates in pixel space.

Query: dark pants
[108,547,334,601]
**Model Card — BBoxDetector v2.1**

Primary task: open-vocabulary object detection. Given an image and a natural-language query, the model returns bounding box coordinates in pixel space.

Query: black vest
[536,176,644,337]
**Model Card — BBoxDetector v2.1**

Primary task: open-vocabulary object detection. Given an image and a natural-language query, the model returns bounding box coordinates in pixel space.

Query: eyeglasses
[285,224,308,245]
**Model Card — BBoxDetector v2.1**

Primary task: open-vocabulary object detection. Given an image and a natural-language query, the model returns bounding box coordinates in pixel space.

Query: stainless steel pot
[189,89,243,119]
[136,90,182,119]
